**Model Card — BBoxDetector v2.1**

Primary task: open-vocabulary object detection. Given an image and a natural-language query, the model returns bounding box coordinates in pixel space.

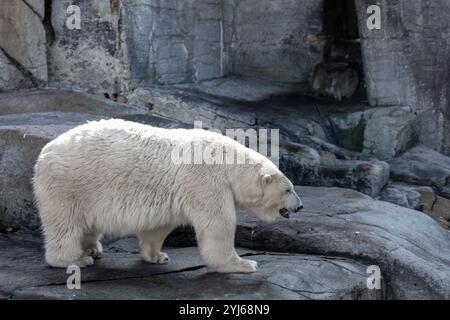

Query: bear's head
[233,163,303,222]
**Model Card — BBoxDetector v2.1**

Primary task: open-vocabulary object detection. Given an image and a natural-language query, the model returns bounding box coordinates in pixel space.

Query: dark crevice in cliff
[315,0,366,102]
[43,0,56,46]
[115,0,123,52]
[114,0,123,101]
[43,0,55,85]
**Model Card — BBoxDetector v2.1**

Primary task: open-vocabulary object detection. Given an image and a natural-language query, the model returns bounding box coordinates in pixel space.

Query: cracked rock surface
[0,235,379,300]
[0,1,47,89]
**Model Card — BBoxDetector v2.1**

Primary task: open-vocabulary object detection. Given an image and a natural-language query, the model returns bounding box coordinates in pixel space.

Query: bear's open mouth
[279,208,290,219]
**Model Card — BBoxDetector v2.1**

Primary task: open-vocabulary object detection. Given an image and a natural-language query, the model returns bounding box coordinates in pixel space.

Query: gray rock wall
[355,0,450,155]
[49,0,130,98]
[0,1,48,90]
[224,0,324,84]
[123,0,223,86]
[48,0,225,89]
[42,0,327,91]
[1,0,450,156]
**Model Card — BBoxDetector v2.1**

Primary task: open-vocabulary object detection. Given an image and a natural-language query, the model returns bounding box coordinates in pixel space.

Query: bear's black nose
[295,205,303,212]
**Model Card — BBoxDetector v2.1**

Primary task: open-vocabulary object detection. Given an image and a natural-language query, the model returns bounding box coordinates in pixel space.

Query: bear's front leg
[193,215,258,274]
[138,226,174,264]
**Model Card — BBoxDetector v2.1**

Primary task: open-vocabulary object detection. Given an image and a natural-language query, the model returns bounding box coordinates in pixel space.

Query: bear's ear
[261,174,272,185]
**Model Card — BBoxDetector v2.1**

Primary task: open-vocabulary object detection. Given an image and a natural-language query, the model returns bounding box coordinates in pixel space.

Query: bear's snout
[284,190,303,216]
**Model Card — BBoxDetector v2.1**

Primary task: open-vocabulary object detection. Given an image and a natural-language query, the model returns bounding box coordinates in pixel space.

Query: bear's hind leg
[138,226,174,264]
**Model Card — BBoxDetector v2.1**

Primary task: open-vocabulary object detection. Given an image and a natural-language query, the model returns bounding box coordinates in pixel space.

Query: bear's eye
[286,189,291,194]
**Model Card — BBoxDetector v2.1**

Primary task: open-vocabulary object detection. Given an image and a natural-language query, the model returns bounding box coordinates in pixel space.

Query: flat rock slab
[166,186,450,299]
[0,235,379,300]
[317,158,389,197]
[0,112,106,138]
[234,186,450,299]
[0,89,147,117]
[377,182,422,210]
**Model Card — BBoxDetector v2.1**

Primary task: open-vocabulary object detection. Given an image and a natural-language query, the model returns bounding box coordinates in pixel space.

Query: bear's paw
[143,252,170,265]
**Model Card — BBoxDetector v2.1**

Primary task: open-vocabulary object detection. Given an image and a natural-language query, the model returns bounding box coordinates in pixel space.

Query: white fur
[33,119,302,272]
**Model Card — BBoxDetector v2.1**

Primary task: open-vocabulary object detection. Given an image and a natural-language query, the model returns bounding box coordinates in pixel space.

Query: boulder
[376,182,450,228]
[0,112,106,229]
[279,142,320,186]
[318,155,389,197]
[377,183,422,210]
[0,90,148,230]
[311,62,360,101]
[363,107,418,160]
[416,187,450,229]
[389,145,450,199]
[327,106,418,160]
[0,234,380,300]
[0,111,186,231]
[328,111,365,152]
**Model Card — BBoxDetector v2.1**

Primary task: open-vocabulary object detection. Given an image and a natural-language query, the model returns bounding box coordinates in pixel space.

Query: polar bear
[33,119,303,273]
